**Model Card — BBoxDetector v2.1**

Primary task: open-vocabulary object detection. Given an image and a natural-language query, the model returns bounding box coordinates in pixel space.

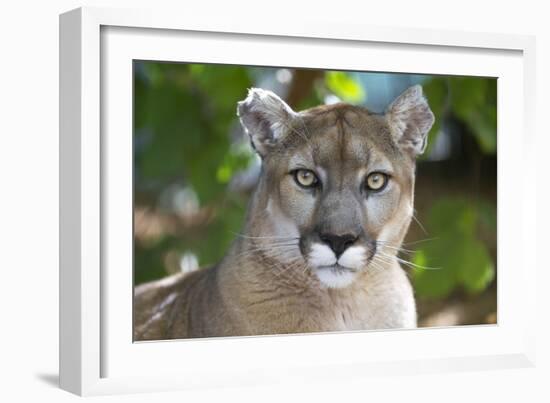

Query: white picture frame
[59,6,537,396]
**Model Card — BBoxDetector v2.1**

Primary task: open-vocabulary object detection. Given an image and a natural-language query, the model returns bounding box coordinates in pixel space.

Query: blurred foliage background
[134,61,497,327]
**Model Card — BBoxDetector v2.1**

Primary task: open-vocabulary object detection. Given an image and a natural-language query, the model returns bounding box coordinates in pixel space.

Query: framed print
[59,6,537,396]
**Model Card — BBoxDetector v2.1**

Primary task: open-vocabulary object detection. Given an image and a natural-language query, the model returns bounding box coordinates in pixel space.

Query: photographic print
[132,62,497,341]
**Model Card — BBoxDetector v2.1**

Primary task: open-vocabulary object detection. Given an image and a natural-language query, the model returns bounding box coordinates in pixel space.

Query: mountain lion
[134,85,434,340]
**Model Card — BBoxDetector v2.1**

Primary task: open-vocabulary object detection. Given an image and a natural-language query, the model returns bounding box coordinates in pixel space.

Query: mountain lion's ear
[237,88,296,157]
[385,85,435,157]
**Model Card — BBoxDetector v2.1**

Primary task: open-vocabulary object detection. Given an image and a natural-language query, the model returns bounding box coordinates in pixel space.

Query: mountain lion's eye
[293,169,319,188]
[365,172,389,192]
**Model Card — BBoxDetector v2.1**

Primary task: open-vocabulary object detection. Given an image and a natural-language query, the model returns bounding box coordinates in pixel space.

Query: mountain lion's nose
[319,233,358,258]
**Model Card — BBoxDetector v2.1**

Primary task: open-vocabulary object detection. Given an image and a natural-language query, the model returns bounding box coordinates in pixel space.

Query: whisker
[247,240,301,248]
[377,251,441,271]
[412,211,428,236]
[270,259,309,284]
[230,231,299,240]
[367,259,384,272]
[375,242,415,254]
[233,244,299,259]
[372,253,394,266]
[400,237,439,247]
[273,260,303,279]
[238,243,299,253]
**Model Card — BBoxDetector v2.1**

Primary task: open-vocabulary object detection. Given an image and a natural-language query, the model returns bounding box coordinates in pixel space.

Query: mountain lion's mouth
[317,264,356,273]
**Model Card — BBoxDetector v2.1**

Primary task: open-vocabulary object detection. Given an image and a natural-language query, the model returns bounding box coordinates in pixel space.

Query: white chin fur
[314,267,357,289]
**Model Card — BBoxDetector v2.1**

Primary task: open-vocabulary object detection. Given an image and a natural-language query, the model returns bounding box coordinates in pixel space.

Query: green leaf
[427,198,476,236]
[422,76,497,156]
[133,62,259,282]
[325,71,366,104]
[477,199,497,232]
[449,77,497,154]
[459,239,495,293]
[216,143,255,184]
[413,248,456,298]
[412,198,496,299]
[135,62,254,204]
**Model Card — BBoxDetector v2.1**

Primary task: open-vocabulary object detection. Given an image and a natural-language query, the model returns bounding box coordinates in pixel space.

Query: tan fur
[134,86,434,340]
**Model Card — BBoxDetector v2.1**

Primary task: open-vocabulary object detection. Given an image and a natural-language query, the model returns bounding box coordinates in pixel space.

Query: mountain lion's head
[237,86,434,289]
